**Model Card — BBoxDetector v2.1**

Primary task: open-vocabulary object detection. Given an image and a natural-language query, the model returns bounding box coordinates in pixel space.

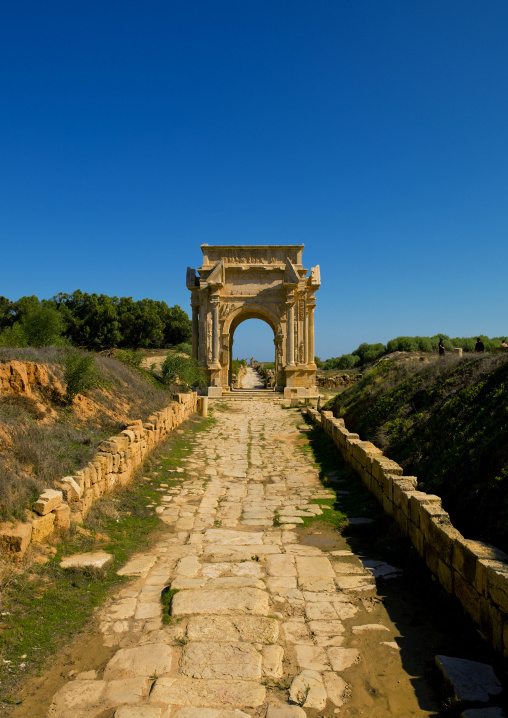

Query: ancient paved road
[46,400,436,718]
[239,367,265,389]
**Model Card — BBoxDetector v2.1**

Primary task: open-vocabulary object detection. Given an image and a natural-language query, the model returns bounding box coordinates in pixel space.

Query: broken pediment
[207,260,225,288]
[283,258,300,287]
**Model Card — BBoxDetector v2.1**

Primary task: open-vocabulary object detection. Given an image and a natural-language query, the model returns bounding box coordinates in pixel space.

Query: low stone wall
[316,373,362,390]
[1,392,198,557]
[307,407,508,655]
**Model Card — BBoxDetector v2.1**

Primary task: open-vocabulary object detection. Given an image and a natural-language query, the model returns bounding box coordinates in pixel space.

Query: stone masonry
[46,399,432,718]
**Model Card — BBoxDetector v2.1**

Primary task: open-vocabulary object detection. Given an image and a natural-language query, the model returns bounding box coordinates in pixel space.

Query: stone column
[302,294,308,365]
[191,296,199,360]
[286,298,295,366]
[307,297,316,365]
[210,295,220,365]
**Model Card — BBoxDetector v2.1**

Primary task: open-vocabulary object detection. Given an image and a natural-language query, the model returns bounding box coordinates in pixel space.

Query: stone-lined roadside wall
[1,393,198,558]
[307,407,508,656]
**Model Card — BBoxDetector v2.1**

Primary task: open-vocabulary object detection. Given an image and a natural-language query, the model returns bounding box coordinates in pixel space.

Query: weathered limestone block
[0,521,32,555]
[47,679,107,717]
[409,492,442,528]
[327,647,360,671]
[295,555,336,591]
[435,655,502,702]
[392,478,418,507]
[420,503,449,539]
[265,555,297,577]
[266,707,307,718]
[172,710,251,718]
[58,476,82,502]
[371,456,403,482]
[486,562,508,612]
[33,489,63,516]
[104,643,173,680]
[454,572,481,623]
[322,671,351,708]
[186,616,279,643]
[149,678,266,708]
[262,645,284,678]
[96,452,113,474]
[172,588,269,617]
[60,551,113,570]
[427,517,462,566]
[31,512,55,542]
[53,503,71,530]
[295,645,330,671]
[289,670,327,710]
[180,642,262,680]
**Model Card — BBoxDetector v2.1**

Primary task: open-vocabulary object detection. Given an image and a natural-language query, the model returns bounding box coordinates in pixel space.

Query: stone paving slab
[171,587,269,617]
[149,677,266,707]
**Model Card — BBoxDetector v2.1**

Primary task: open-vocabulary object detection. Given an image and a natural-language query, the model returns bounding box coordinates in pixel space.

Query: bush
[116,348,144,368]
[161,354,206,391]
[352,342,387,364]
[64,350,102,404]
[173,342,192,356]
[324,353,361,370]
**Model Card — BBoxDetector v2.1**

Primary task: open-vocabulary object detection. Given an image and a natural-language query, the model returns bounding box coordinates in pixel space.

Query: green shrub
[173,342,192,356]
[352,342,386,364]
[324,353,361,370]
[161,354,206,391]
[116,348,144,368]
[64,350,102,404]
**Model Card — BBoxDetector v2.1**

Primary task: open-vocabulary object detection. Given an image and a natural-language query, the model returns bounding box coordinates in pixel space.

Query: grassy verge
[0,412,215,706]
[296,418,379,530]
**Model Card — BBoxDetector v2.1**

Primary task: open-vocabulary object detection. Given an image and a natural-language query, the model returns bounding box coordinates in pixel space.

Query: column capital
[209,294,220,306]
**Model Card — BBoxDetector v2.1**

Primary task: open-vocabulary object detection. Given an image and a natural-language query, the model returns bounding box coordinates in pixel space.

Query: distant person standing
[475,337,485,353]
[501,339,508,349]
[438,338,445,357]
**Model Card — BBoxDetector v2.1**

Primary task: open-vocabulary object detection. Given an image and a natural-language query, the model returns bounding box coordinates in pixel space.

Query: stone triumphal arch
[186,245,320,397]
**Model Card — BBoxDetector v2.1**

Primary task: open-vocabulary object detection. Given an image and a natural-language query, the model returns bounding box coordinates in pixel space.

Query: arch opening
[230,317,275,387]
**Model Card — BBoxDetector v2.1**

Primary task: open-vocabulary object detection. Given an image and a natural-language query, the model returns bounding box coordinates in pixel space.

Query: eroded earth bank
[7,398,506,718]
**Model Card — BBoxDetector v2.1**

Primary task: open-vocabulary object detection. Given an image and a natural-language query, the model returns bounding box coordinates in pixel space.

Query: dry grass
[0,349,173,521]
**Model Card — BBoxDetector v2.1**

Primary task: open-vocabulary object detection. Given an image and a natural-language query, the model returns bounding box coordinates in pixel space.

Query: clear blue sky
[1,1,507,361]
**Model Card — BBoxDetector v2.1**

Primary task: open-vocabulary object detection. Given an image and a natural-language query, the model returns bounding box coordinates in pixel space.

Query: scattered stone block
[352,623,390,634]
[0,521,32,555]
[60,551,113,570]
[435,655,502,703]
[33,489,63,516]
